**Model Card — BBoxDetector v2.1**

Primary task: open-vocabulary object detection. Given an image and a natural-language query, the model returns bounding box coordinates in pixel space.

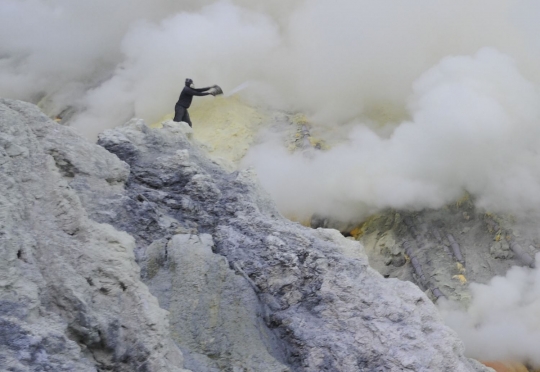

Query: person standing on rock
[173,78,221,127]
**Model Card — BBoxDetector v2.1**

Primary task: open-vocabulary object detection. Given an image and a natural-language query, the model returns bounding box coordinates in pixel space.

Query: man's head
[185,78,194,87]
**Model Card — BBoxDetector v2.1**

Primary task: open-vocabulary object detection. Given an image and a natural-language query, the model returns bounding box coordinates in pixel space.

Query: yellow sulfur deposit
[363,101,409,127]
[308,136,329,150]
[190,96,267,163]
[455,192,471,208]
[290,215,312,228]
[452,274,467,285]
[151,96,267,168]
[349,215,381,240]
[291,113,309,126]
[350,226,364,239]
[151,96,329,171]
[150,114,173,128]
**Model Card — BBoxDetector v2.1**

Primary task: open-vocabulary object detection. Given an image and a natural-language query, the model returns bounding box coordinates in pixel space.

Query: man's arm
[192,86,212,92]
[185,87,212,96]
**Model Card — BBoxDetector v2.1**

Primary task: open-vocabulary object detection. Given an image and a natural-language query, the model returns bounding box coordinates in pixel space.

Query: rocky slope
[348,200,540,305]
[0,99,490,371]
[0,99,188,371]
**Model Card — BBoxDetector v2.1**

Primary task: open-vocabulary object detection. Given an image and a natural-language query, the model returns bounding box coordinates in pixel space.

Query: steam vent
[5,1,540,371]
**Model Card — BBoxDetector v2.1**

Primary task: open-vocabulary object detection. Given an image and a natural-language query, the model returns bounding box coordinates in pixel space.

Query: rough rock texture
[354,200,540,304]
[0,99,189,372]
[1,98,492,372]
[144,233,289,372]
[88,118,491,372]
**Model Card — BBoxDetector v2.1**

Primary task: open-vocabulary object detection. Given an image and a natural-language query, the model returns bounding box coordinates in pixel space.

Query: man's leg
[173,105,184,122]
[183,109,192,128]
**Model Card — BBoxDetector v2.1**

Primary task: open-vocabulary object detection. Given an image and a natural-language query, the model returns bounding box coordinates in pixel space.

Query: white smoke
[440,254,540,366]
[245,48,540,221]
[0,0,182,102]
[70,2,281,135]
[3,0,540,137]
[4,0,540,366]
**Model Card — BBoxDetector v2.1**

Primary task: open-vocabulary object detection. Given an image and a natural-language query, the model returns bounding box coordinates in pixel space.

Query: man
[173,78,217,127]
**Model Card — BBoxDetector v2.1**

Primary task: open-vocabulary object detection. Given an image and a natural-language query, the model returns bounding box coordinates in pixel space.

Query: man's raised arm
[185,87,212,96]
[191,86,212,92]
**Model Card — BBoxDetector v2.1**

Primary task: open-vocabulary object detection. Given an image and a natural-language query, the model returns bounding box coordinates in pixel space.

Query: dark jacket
[175,85,212,109]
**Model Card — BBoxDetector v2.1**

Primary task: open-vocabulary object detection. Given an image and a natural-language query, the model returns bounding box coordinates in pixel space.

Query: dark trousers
[173,105,192,127]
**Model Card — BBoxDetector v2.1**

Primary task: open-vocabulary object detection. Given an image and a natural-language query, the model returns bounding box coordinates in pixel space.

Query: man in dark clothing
[173,78,215,127]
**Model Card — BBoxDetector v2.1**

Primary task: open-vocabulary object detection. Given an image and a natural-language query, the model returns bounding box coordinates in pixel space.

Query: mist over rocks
[0,99,490,371]
[5,0,540,141]
[244,48,540,223]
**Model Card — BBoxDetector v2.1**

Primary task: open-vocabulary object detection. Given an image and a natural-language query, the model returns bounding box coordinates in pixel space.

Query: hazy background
[3,0,540,365]
[3,0,540,219]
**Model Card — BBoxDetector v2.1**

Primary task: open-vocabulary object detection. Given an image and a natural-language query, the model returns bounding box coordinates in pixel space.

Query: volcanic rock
[0,99,189,372]
[0,100,490,372]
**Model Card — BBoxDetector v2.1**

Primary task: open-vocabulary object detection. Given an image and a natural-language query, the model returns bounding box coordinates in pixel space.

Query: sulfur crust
[151,96,267,168]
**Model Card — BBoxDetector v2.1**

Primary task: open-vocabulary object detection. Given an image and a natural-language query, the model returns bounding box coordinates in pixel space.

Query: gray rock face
[356,201,540,304]
[91,119,489,372]
[1,99,491,372]
[0,100,189,372]
[144,233,289,372]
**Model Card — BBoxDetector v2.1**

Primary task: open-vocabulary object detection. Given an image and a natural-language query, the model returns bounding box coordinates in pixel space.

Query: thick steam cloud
[3,0,540,137]
[245,48,540,221]
[441,254,540,366]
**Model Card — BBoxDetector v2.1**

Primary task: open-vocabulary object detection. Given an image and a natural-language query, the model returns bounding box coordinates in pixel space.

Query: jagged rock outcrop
[354,202,540,304]
[1,99,491,371]
[0,99,189,372]
[144,233,289,372]
[92,118,489,372]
